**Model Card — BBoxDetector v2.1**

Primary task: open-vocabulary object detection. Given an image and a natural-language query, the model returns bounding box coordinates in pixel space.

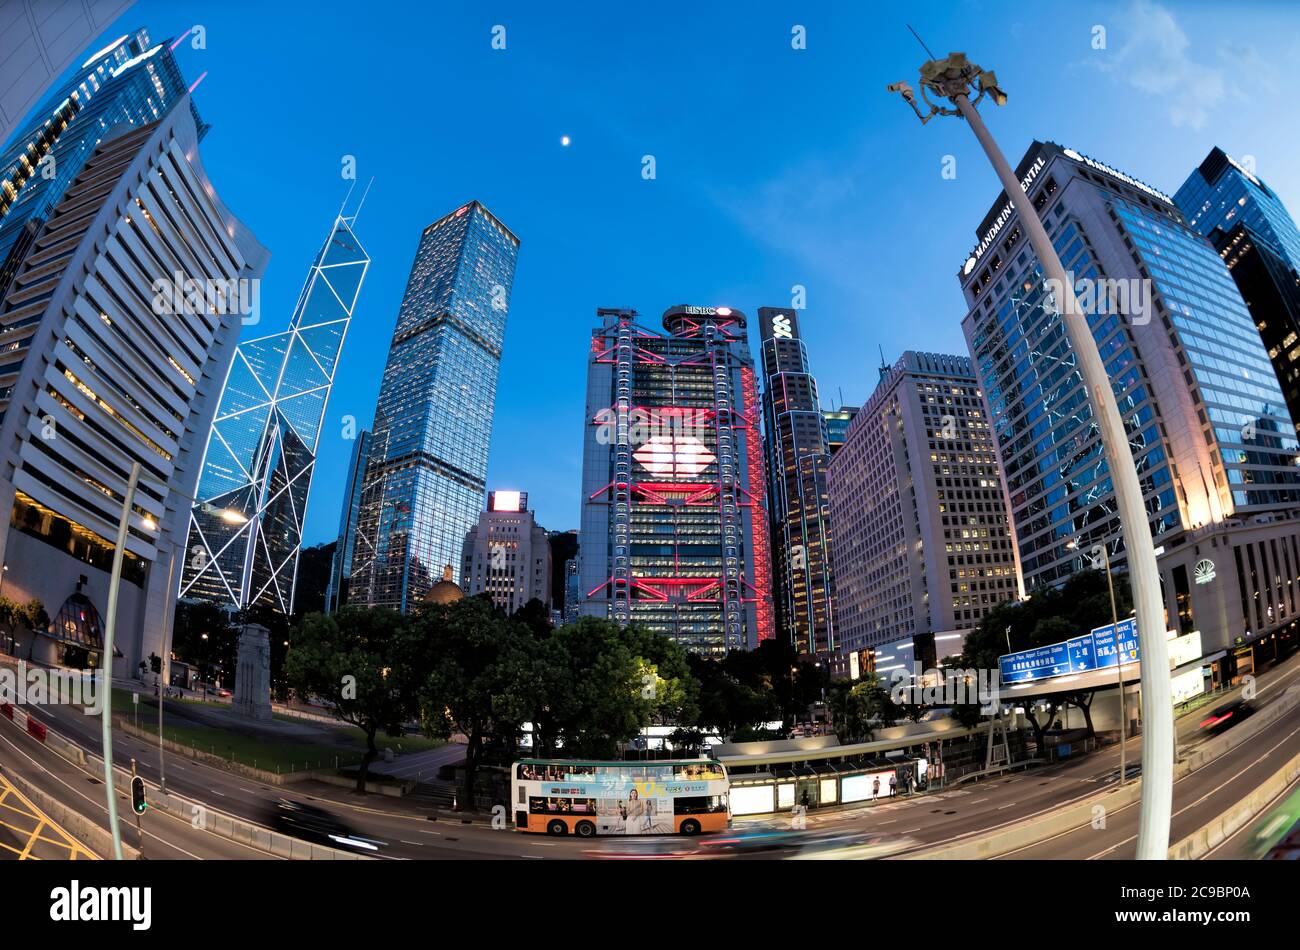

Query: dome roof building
[424,565,464,605]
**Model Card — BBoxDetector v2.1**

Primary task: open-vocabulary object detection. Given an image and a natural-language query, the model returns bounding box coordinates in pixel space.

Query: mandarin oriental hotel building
[579,306,774,656]
[960,141,1300,682]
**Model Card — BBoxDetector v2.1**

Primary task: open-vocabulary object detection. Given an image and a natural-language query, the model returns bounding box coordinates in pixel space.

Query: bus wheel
[575,820,596,838]
[680,819,701,835]
[547,820,568,836]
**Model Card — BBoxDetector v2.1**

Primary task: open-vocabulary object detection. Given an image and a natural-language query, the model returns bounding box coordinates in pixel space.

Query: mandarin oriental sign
[962,155,1045,276]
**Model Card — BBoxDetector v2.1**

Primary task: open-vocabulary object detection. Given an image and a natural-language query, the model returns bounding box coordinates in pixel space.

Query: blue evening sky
[66,0,1300,544]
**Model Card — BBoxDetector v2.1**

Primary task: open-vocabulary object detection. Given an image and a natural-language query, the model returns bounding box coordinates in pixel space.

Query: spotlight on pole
[888,39,1174,859]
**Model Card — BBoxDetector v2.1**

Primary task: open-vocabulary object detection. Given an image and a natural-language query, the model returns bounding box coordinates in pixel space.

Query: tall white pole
[101,460,141,860]
[952,93,1173,858]
[1099,542,1127,786]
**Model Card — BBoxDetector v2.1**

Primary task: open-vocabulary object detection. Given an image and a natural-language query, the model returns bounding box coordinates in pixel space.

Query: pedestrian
[872,775,880,800]
[800,789,810,810]
[889,773,897,798]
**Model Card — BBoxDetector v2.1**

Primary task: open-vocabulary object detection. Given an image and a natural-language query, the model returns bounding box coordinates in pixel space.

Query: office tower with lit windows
[0,106,267,678]
[757,306,836,657]
[1175,148,1300,437]
[579,305,774,656]
[325,428,369,613]
[961,141,1300,669]
[822,406,858,457]
[461,490,551,614]
[827,352,1020,656]
[350,201,519,611]
[179,213,369,614]
[0,1,136,146]
[0,28,206,304]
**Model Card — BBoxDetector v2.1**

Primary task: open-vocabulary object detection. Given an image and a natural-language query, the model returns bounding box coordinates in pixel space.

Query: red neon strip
[741,365,775,644]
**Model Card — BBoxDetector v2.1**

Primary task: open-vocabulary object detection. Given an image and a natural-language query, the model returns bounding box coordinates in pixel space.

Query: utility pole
[100,461,141,860]
[888,46,1173,858]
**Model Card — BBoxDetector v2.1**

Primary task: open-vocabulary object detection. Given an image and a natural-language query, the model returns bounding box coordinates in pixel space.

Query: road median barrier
[4,703,369,859]
[902,683,1300,859]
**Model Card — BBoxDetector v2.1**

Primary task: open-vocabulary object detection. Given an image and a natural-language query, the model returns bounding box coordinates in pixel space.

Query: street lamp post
[1072,538,1129,784]
[96,470,248,857]
[889,51,1174,858]
[1096,543,1131,785]
[101,461,141,860]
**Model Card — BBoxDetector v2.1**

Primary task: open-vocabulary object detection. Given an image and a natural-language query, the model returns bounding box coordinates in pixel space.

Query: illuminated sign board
[633,435,715,477]
[489,490,524,512]
[770,312,793,339]
[1194,559,1216,585]
[841,770,898,804]
[1000,620,1205,686]
[1000,618,1138,685]
[1060,147,1172,204]
[962,155,1045,276]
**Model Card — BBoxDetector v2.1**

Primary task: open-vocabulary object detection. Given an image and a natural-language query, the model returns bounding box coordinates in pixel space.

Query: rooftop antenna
[878,345,891,383]
[907,24,938,59]
[337,179,357,220]
[350,176,375,226]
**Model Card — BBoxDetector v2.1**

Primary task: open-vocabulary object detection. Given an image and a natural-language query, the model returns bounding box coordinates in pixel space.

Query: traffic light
[130,776,148,815]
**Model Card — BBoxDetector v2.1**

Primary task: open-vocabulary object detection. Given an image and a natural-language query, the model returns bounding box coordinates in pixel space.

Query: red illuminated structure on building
[578,306,774,655]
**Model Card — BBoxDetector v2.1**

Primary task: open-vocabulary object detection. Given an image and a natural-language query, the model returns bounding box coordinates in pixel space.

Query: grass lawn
[110,689,442,773]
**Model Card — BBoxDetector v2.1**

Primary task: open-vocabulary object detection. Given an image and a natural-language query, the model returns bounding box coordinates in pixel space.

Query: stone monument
[233,623,272,721]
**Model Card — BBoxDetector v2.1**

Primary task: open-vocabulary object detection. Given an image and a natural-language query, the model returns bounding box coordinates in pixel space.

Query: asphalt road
[1205,770,1300,859]
[4,650,1298,860]
[0,713,278,859]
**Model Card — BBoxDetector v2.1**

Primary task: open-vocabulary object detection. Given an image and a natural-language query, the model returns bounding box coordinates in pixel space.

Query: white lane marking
[997,802,1019,810]
[1088,720,1300,860]
[0,728,208,860]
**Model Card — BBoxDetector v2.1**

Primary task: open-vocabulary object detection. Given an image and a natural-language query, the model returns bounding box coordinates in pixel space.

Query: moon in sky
[560,135,571,146]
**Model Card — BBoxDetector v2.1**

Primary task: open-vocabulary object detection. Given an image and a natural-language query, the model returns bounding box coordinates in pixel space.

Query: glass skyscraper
[579,305,774,656]
[180,214,370,613]
[350,201,519,611]
[0,28,205,306]
[1175,148,1300,436]
[757,306,836,657]
[325,428,370,613]
[961,140,1300,663]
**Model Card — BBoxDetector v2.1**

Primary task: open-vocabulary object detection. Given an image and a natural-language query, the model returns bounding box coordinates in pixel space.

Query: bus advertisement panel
[512,760,729,837]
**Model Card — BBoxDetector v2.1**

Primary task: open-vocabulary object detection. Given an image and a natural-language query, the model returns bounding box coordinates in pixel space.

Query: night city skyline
[46,0,1300,547]
[7,0,1300,915]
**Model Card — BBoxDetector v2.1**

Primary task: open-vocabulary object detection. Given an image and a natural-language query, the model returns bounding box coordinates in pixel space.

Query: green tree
[541,617,656,758]
[413,597,538,810]
[171,601,237,686]
[284,607,419,793]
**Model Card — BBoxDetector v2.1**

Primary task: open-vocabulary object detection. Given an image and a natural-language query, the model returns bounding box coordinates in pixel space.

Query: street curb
[5,704,370,860]
[900,683,1300,859]
[0,761,138,860]
[1169,747,1300,859]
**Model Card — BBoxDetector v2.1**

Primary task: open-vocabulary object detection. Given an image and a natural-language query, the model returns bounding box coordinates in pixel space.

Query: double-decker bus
[511,759,730,837]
